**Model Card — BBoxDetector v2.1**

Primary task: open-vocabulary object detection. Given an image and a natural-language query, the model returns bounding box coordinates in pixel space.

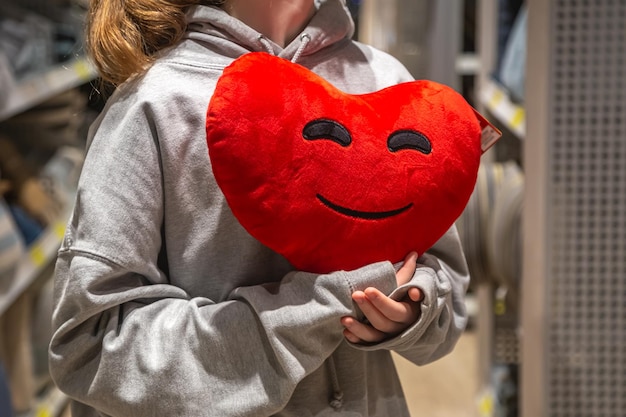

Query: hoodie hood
[184,0,354,62]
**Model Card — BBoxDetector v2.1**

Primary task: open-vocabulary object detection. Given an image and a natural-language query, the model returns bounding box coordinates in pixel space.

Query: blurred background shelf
[15,384,69,417]
[479,78,525,140]
[0,57,96,122]
[0,218,66,317]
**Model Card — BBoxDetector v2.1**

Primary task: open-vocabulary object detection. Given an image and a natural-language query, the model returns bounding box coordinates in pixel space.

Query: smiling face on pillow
[206,52,482,273]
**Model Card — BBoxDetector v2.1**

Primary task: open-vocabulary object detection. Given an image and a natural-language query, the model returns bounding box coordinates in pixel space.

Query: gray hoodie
[49,1,470,416]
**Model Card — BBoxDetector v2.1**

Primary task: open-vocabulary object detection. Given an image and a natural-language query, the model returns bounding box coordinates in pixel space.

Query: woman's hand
[341,251,423,344]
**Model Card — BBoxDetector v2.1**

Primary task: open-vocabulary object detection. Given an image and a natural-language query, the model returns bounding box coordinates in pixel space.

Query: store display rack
[0,51,95,318]
[0,6,96,413]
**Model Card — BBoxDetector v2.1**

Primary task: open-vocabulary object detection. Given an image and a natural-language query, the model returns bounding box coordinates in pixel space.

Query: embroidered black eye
[303,119,352,147]
[387,130,432,154]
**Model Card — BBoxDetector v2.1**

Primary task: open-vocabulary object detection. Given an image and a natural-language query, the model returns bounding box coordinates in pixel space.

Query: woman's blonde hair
[86,0,225,86]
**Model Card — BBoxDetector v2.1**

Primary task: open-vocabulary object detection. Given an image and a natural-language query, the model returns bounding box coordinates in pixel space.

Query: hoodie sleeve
[50,252,396,417]
[347,225,471,365]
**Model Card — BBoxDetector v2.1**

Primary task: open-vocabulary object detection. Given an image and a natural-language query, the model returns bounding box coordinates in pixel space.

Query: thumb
[396,251,418,287]
[408,287,423,302]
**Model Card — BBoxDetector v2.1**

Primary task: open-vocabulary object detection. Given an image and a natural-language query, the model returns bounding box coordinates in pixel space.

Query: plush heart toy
[206,52,483,273]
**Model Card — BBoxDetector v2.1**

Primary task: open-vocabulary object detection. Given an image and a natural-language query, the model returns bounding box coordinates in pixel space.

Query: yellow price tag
[73,59,92,80]
[35,406,52,417]
[494,299,506,316]
[488,89,503,108]
[510,107,525,129]
[30,245,46,267]
[54,222,66,238]
[478,393,494,417]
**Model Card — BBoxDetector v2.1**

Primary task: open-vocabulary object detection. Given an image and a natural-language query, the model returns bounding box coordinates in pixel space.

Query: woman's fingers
[342,269,424,343]
[350,289,419,337]
[396,251,418,286]
[408,287,424,302]
[361,288,417,324]
[341,316,386,343]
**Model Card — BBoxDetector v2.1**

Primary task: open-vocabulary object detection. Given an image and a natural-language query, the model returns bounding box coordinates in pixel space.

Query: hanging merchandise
[498,4,527,102]
[494,0,525,83]
[457,162,508,286]
[487,161,524,289]
[457,160,524,289]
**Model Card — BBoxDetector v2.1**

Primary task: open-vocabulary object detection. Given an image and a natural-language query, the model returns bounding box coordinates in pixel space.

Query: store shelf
[456,53,481,75]
[479,79,526,139]
[0,219,66,316]
[0,57,96,122]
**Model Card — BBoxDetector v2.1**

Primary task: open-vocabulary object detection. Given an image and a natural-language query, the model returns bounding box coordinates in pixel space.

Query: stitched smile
[316,194,413,220]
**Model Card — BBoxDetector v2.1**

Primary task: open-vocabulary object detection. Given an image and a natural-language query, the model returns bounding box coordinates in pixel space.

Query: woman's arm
[49,250,397,417]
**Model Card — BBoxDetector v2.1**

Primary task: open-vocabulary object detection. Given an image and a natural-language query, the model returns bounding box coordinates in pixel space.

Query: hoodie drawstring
[326,355,344,410]
[258,35,275,55]
[291,33,311,63]
[257,33,311,63]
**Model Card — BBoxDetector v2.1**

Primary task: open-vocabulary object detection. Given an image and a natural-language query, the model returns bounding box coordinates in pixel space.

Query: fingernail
[364,287,379,299]
[352,291,365,303]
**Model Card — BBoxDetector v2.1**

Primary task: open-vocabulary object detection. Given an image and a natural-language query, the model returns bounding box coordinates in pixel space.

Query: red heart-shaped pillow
[206,52,482,273]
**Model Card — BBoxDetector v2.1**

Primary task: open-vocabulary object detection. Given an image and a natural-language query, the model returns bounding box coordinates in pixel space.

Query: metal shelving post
[522,1,626,416]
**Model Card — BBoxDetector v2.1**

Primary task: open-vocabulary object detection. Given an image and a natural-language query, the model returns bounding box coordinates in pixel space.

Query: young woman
[48,0,471,415]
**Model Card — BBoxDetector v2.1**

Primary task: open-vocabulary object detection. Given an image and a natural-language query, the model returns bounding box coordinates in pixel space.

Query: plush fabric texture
[206,52,482,273]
